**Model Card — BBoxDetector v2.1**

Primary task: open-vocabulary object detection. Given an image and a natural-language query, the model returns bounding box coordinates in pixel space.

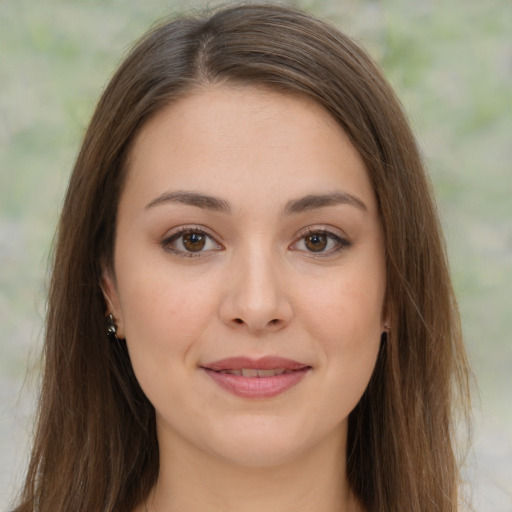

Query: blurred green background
[1,0,511,510]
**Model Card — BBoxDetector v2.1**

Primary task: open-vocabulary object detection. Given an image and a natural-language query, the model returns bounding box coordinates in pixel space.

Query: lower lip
[203,368,310,398]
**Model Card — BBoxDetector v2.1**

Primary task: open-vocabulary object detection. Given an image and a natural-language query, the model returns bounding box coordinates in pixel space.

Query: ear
[100,265,125,339]
[381,299,391,334]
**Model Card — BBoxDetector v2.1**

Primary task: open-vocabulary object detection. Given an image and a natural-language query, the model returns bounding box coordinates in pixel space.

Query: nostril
[230,317,284,329]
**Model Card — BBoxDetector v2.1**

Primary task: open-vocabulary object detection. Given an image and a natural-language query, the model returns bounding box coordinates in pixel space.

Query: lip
[203,356,309,372]
[201,356,311,398]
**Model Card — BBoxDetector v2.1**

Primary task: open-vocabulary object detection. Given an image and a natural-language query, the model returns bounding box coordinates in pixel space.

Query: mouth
[201,356,311,398]
[213,368,299,377]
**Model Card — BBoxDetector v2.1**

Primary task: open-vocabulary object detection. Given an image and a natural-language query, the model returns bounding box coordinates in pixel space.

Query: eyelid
[159,224,351,258]
[290,225,352,256]
[160,225,223,258]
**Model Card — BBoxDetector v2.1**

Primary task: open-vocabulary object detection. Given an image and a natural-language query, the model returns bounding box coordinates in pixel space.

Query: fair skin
[103,86,387,512]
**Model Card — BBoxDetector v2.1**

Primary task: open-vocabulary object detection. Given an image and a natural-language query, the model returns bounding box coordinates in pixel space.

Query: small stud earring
[106,314,118,341]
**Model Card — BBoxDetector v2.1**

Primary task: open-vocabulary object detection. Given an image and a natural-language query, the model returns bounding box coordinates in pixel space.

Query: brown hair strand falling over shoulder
[14,4,471,512]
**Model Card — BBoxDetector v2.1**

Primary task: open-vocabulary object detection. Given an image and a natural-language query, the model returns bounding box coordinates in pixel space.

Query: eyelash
[160,226,222,258]
[292,227,352,257]
[160,226,352,258]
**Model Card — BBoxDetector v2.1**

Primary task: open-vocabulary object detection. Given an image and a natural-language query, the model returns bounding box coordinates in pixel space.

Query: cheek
[116,264,220,375]
[118,271,218,420]
[300,264,386,344]
[297,264,384,410]
[118,255,215,327]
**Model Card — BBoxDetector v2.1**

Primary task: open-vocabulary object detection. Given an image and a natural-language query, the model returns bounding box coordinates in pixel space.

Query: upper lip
[202,356,309,371]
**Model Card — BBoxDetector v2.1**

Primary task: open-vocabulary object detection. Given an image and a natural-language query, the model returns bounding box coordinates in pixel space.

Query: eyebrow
[283,192,367,214]
[145,191,231,213]
[144,190,367,214]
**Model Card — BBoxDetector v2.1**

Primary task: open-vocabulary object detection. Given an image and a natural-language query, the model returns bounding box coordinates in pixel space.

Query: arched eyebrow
[283,192,367,214]
[145,191,231,213]
[144,190,366,214]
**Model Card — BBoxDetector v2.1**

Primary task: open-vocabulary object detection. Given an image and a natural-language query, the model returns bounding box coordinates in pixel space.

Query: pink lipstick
[201,356,311,398]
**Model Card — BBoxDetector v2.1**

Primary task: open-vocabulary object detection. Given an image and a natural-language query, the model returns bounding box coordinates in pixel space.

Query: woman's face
[103,86,388,467]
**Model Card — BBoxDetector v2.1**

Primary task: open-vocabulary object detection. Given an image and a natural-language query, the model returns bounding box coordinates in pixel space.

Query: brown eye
[182,232,206,252]
[162,228,221,257]
[304,233,328,252]
[290,229,351,256]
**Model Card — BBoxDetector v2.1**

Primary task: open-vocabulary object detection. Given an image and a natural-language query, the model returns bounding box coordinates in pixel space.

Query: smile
[215,368,294,377]
[201,357,311,398]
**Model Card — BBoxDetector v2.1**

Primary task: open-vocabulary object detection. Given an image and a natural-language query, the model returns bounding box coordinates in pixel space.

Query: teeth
[219,369,242,376]
[241,368,259,377]
[219,368,290,377]
[257,369,286,377]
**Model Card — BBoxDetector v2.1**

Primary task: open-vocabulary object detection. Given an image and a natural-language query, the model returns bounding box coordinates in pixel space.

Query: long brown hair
[14,4,471,511]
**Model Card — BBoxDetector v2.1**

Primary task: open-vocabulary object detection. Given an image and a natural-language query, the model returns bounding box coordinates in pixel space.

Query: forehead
[122,85,377,215]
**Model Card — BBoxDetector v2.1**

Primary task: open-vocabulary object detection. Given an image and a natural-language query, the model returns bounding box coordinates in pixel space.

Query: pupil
[183,232,205,251]
[306,234,327,252]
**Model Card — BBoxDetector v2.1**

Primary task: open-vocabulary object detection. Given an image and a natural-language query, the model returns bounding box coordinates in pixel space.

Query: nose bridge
[242,241,279,305]
[220,237,292,332]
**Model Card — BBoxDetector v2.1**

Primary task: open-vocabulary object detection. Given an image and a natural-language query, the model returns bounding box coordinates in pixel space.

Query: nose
[218,245,293,335]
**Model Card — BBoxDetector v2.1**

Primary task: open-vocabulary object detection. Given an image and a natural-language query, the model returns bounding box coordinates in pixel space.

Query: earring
[106,314,118,341]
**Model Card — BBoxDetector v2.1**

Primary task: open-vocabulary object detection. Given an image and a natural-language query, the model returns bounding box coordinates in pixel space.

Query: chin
[203,413,344,468]
[215,439,306,468]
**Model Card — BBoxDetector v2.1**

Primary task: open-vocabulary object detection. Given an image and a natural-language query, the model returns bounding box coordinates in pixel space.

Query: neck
[141,426,362,512]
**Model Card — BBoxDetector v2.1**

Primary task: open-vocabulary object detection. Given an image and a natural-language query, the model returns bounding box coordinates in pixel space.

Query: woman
[13,3,471,511]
